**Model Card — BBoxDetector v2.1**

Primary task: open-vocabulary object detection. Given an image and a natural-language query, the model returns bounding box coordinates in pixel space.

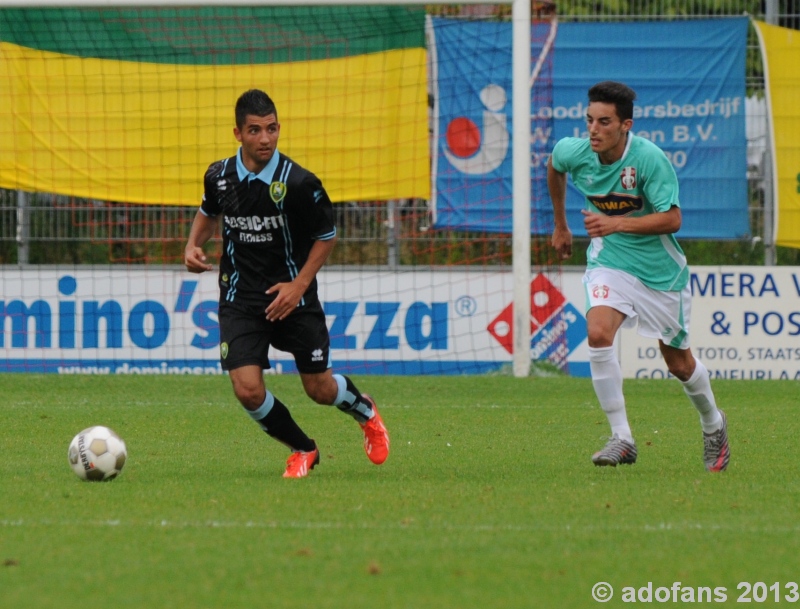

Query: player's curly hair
[588,81,636,121]
[235,89,278,128]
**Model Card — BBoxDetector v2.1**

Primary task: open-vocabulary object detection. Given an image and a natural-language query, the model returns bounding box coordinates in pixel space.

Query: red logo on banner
[486,274,566,354]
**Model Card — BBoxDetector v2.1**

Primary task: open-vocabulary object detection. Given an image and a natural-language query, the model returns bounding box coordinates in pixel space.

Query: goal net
[0,3,570,376]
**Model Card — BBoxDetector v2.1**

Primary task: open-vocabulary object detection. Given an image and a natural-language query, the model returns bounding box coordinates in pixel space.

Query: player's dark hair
[588,81,636,121]
[235,89,278,129]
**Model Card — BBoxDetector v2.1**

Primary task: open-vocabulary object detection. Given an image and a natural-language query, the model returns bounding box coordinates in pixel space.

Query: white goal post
[2,0,535,377]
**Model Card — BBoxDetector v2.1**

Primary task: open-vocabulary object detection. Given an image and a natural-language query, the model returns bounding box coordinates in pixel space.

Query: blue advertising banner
[430,18,749,239]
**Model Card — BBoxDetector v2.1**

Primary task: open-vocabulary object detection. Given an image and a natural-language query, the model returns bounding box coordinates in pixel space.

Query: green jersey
[551,134,689,291]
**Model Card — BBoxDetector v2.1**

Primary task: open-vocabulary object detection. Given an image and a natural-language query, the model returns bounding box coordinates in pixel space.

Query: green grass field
[1,374,798,609]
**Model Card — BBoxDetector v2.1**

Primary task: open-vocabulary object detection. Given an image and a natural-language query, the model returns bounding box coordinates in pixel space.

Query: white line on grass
[2,519,798,534]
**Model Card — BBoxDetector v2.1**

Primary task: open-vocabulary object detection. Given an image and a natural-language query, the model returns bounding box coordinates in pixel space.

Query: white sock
[588,346,632,442]
[681,359,722,433]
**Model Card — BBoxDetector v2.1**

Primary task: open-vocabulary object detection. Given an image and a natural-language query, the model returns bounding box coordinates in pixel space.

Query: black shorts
[218,300,331,373]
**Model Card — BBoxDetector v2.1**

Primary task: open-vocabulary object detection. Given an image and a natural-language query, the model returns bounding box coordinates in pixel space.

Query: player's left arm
[265,237,336,321]
[582,205,681,237]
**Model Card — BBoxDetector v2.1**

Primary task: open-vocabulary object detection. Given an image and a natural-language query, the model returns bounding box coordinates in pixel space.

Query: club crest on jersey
[270,181,287,203]
[620,167,637,190]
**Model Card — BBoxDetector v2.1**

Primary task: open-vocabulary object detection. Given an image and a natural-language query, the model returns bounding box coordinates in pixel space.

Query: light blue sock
[245,392,275,431]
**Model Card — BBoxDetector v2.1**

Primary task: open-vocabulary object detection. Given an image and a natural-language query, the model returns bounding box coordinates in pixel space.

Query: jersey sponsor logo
[224,215,285,231]
[588,193,643,216]
[311,348,324,362]
[269,181,287,204]
[216,179,228,191]
[486,274,587,370]
[620,167,637,189]
[238,233,273,243]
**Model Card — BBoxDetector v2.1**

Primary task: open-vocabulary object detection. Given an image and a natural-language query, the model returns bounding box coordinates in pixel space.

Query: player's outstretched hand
[184,246,213,273]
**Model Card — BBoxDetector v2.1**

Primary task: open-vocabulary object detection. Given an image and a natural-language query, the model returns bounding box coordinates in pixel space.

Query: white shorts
[583,267,691,349]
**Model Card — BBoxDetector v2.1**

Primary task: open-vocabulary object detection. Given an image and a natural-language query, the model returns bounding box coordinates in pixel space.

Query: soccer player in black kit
[184,89,389,478]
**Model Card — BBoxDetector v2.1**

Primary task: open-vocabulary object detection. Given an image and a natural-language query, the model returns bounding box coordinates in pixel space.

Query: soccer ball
[68,426,127,481]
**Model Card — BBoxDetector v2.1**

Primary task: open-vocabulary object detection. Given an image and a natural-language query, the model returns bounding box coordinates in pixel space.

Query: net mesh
[0,4,565,375]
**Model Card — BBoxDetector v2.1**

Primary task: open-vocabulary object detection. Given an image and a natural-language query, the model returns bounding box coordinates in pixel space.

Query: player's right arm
[186,160,227,273]
[184,210,216,273]
[547,154,573,260]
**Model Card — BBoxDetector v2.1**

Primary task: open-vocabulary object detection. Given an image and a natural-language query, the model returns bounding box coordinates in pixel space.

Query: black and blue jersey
[200,148,336,307]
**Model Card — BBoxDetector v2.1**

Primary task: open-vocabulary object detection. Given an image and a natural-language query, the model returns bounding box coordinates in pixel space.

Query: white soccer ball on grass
[68,426,127,481]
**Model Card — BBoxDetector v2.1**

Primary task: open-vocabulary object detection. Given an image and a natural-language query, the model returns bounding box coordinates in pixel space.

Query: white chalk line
[1,519,797,534]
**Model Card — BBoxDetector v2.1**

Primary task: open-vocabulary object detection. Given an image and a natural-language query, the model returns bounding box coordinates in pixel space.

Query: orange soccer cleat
[359,395,389,465]
[283,446,320,478]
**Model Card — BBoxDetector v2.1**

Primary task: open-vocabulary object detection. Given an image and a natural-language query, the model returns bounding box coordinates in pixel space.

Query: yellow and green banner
[753,21,800,249]
[0,8,429,205]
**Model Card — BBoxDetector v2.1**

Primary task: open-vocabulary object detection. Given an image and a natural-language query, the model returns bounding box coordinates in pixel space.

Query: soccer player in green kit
[548,81,729,472]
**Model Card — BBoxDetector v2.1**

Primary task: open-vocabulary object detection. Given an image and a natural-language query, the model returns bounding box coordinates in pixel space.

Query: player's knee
[663,349,696,382]
[666,358,694,382]
[232,383,265,410]
[586,326,614,348]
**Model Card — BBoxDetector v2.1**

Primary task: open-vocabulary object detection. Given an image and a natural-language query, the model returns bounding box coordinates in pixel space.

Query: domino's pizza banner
[3,267,800,380]
[430,17,749,239]
[0,268,588,377]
